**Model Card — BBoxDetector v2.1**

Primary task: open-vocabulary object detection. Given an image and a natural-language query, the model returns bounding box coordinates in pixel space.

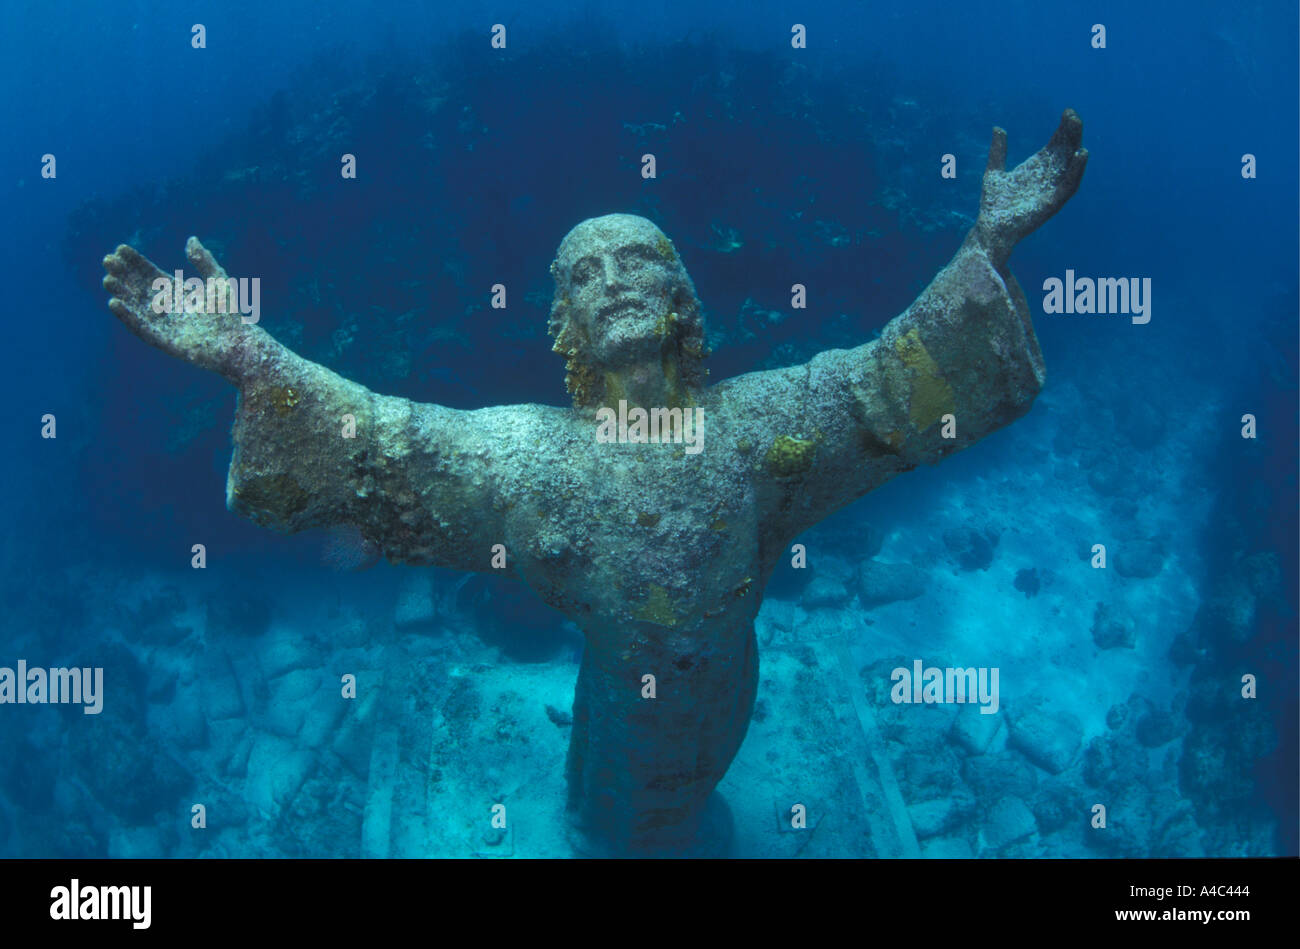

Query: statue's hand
[103,238,260,380]
[973,109,1088,266]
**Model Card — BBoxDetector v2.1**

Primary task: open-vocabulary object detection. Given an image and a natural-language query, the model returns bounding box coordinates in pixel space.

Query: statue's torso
[494,404,764,850]
[500,400,765,649]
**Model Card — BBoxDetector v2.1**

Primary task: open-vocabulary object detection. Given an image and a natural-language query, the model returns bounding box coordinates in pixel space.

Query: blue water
[1,0,1295,857]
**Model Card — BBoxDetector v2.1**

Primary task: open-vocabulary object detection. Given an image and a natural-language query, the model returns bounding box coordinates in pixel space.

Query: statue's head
[549,214,707,410]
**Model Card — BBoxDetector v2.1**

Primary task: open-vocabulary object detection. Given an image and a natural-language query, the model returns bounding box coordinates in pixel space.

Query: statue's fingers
[113,244,167,279]
[104,244,167,297]
[102,274,129,299]
[186,236,227,280]
[1058,146,1089,198]
[1072,146,1089,178]
[105,276,160,331]
[113,244,146,267]
[1048,108,1083,156]
[102,252,128,278]
[107,296,139,328]
[985,126,1008,173]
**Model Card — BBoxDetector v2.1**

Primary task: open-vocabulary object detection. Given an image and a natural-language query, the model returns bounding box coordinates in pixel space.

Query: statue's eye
[572,259,599,284]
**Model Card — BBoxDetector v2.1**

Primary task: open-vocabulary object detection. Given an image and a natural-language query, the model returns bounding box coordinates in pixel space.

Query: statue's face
[553,215,683,366]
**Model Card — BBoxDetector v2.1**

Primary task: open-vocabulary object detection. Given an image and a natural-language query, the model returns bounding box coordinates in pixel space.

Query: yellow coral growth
[893,329,954,431]
[765,434,818,479]
[267,385,300,417]
[634,584,679,627]
[654,310,679,339]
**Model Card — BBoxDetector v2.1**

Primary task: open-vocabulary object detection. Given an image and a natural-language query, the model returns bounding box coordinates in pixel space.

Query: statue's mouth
[597,298,645,323]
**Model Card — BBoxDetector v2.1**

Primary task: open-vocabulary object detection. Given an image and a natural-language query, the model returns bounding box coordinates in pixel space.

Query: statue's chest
[584,450,737,533]
[509,446,762,625]
[577,452,755,574]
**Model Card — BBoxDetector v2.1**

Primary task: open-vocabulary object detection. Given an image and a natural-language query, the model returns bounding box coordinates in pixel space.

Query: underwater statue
[102,110,1087,856]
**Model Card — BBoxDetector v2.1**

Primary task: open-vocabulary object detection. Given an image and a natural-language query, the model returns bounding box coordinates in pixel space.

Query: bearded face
[549,214,707,408]
[565,239,676,364]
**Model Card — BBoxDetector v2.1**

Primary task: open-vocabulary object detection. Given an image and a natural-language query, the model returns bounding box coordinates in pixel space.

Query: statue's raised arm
[102,238,509,573]
[718,109,1088,541]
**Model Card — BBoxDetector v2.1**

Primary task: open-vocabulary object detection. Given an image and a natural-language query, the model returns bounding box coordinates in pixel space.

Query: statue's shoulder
[454,401,589,461]
[704,361,813,418]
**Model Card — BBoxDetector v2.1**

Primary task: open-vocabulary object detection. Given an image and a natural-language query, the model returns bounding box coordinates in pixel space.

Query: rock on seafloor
[1007,701,1083,775]
[950,704,1002,756]
[983,795,1037,850]
[858,559,926,608]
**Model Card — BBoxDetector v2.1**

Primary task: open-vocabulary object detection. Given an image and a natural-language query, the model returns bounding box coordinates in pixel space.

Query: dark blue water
[1,0,1295,857]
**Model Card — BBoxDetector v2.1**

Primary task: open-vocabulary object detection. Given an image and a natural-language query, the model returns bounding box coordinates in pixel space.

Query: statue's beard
[554,291,703,411]
[585,309,665,367]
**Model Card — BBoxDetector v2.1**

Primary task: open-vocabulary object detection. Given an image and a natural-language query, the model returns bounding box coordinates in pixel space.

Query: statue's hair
[547,215,708,410]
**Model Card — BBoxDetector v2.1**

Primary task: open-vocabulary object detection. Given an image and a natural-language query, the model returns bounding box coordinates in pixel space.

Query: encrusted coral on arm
[226,359,510,573]
[719,111,1085,540]
[105,238,507,573]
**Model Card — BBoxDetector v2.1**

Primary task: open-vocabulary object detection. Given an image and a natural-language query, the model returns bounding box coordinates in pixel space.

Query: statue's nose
[603,257,628,290]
